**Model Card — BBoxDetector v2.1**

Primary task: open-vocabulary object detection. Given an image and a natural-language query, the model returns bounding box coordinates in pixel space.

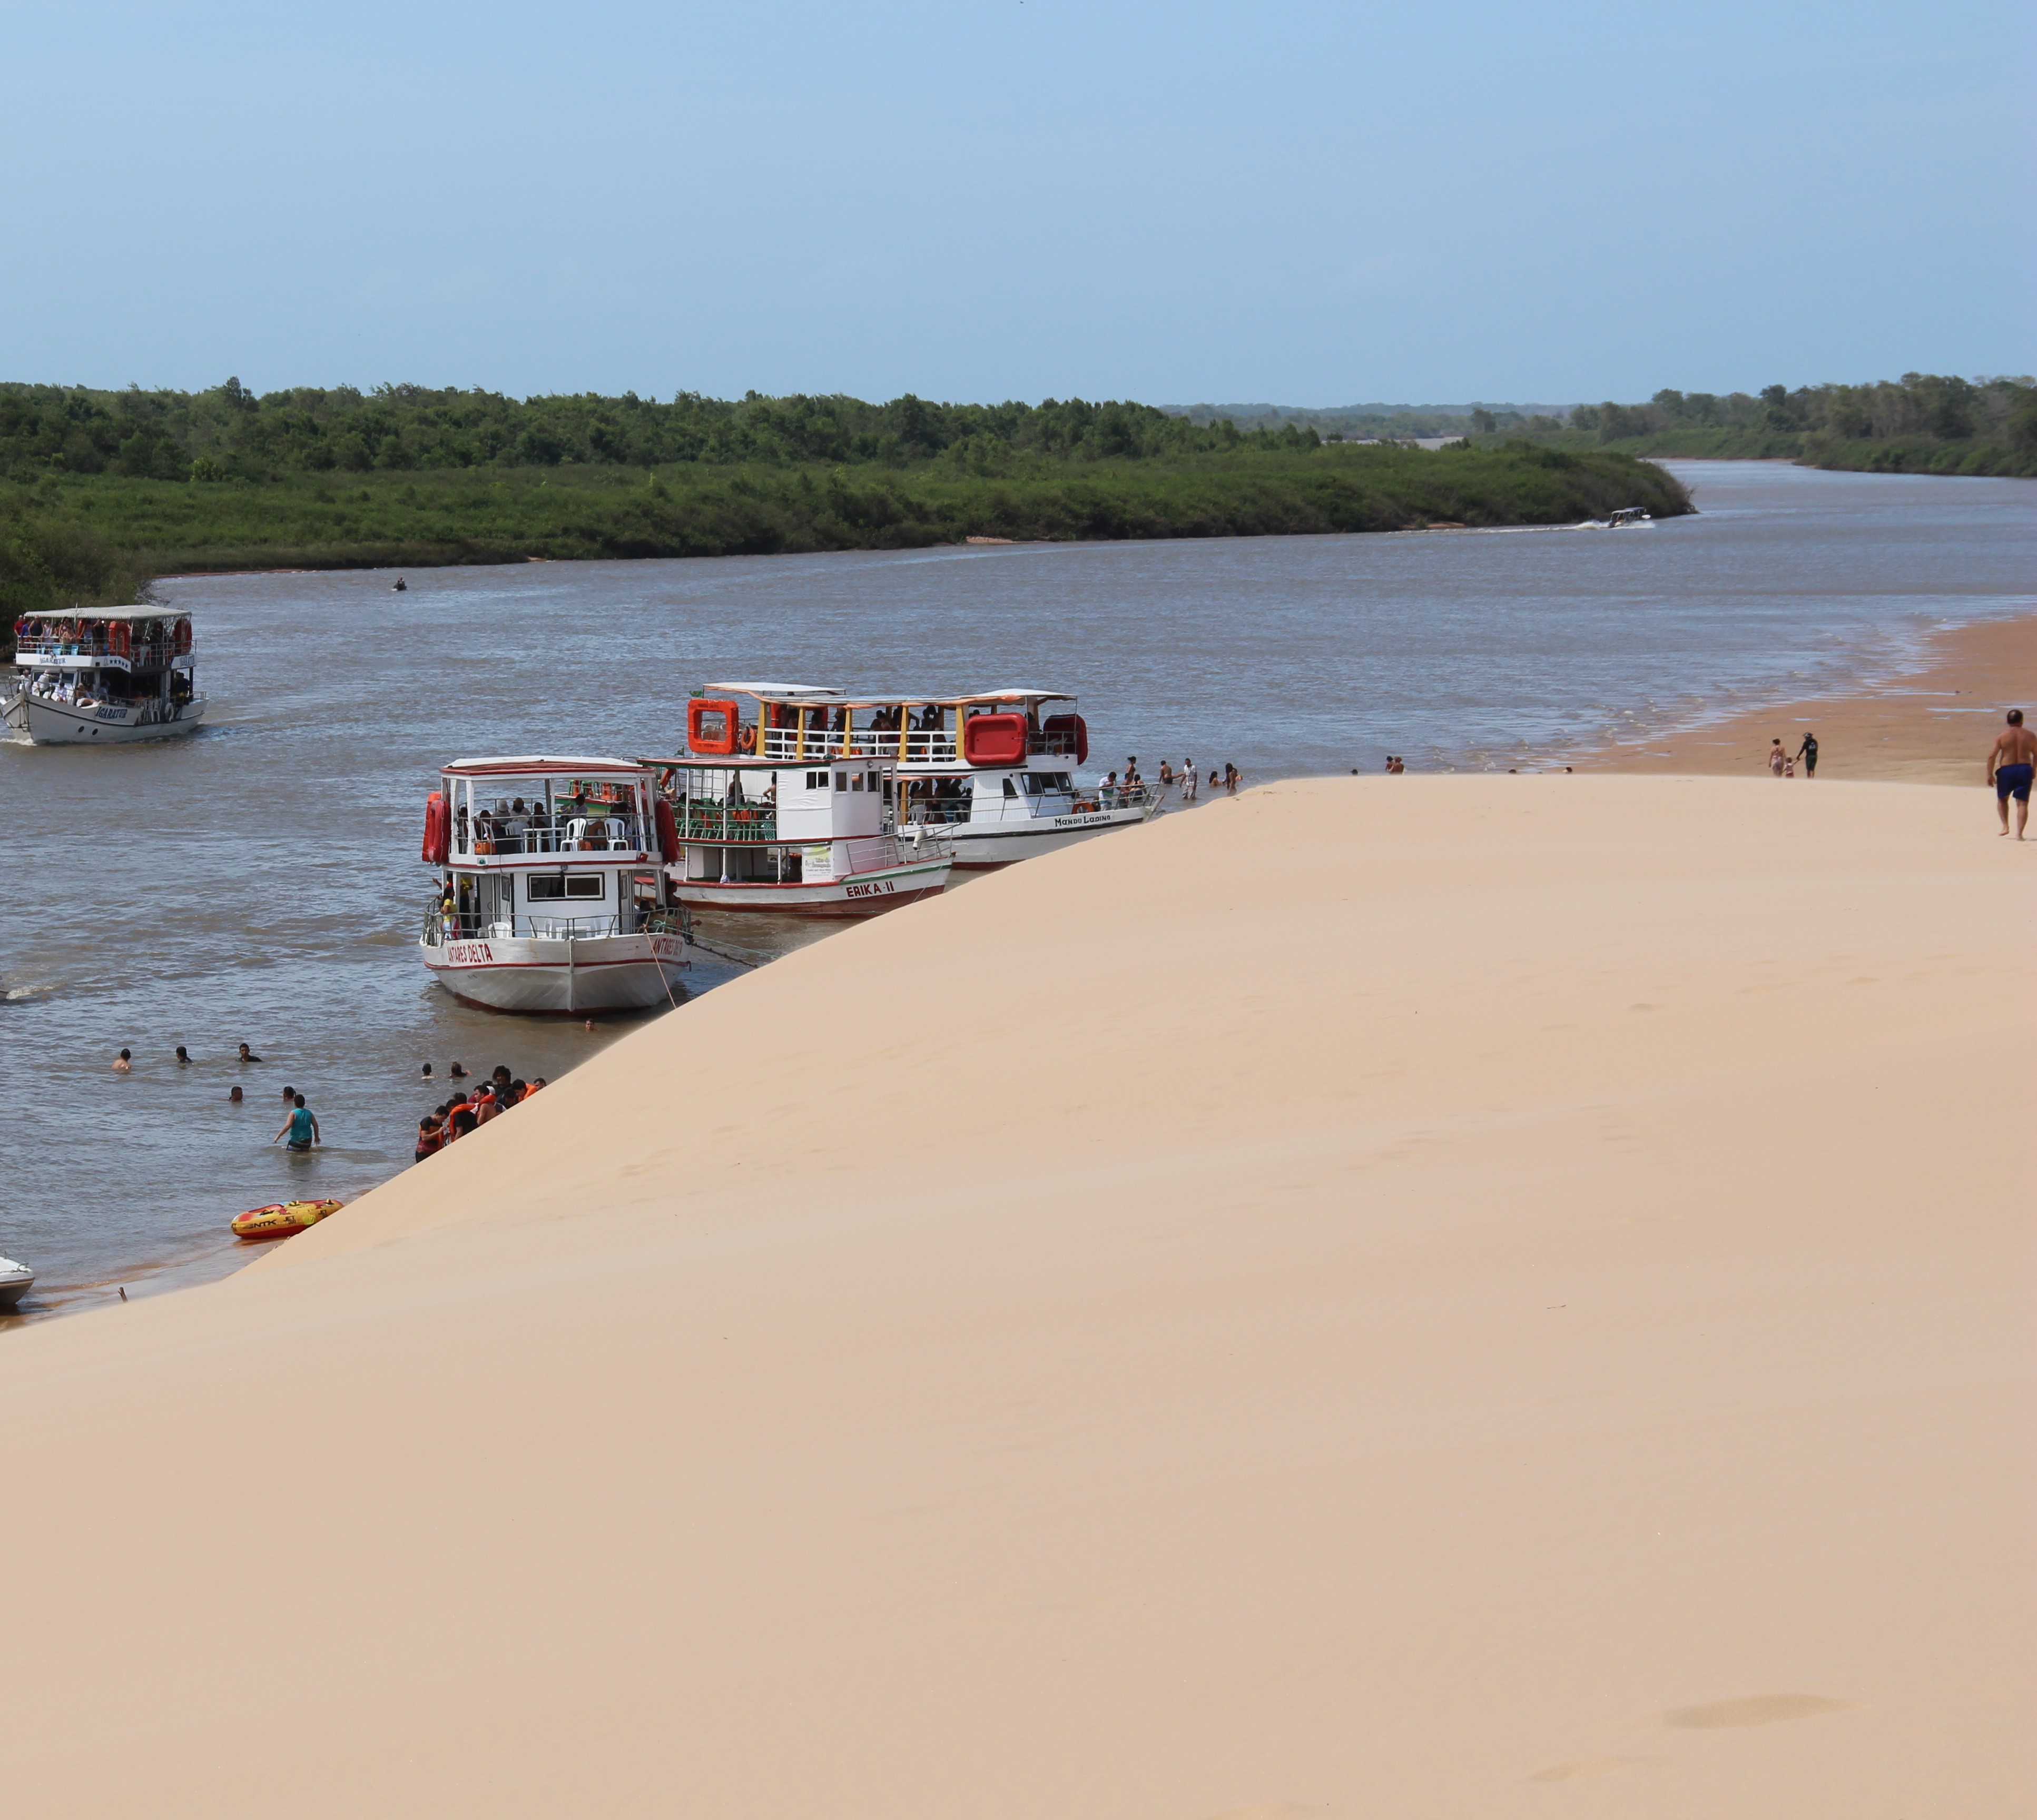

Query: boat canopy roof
[443,756,646,777]
[17,606,189,622]
[720,685,1075,711]
[705,681,843,699]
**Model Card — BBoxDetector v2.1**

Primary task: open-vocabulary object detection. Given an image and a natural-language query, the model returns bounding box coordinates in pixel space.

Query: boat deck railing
[422,908,687,945]
[902,783,1159,826]
[457,815,647,857]
[754,726,1084,766]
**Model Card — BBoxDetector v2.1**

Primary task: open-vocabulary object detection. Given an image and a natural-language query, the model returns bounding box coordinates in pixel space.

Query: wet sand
[1585,610,2037,784]
[1,773,2029,1817]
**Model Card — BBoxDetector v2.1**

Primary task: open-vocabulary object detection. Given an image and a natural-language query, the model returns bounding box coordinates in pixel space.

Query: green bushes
[0,444,1690,581]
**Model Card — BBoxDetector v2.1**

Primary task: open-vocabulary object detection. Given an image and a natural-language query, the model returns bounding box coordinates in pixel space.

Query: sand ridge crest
[0,775,2028,1817]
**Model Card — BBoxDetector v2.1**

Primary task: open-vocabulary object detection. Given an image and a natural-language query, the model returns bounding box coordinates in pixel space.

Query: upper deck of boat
[694,684,1084,770]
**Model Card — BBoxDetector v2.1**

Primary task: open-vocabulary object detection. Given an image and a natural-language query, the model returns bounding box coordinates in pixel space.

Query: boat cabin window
[805,770,828,790]
[1016,773,1073,795]
[528,874,606,901]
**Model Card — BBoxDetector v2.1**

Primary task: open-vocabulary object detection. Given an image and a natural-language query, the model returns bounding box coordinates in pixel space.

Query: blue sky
[2,1,2030,403]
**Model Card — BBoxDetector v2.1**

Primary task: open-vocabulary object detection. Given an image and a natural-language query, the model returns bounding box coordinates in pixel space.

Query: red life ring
[654,797,680,864]
[107,621,132,659]
[421,792,450,864]
[688,698,739,755]
[173,617,192,655]
[1042,713,1088,766]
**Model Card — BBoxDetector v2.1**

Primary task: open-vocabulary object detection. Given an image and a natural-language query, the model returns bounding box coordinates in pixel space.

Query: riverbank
[1585,610,2037,784]
[2,774,2027,1816]
[1,443,1690,591]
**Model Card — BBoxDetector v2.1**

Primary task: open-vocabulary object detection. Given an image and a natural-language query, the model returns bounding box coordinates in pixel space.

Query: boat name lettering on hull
[845,879,898,899]
[1051,813,1119,829]
[447,941,495,964]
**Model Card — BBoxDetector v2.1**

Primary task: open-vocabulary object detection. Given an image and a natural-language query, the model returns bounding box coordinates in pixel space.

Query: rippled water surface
[3,460,2031,1320]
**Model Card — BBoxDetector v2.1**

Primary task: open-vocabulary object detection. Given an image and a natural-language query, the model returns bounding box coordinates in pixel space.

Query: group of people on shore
[1149,758,1241,803]
[1767,733,1819,778]
[414,1064,546,1162]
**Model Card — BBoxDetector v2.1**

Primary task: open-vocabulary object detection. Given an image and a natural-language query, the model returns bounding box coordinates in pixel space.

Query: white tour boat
[646,684,953,914]
[419,756,692,1015]
[849,688,1163,868]
[0,1255,34,1310]
[4,607,205,744]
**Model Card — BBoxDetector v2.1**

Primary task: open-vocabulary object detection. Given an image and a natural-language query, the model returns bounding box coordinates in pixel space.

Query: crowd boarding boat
[729,685,1164,869]
[419,756,692,1014]
[646,684,953,913]
[4,608,205,744]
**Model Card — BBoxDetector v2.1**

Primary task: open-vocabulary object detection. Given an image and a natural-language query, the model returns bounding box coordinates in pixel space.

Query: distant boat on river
[3,608,206,744]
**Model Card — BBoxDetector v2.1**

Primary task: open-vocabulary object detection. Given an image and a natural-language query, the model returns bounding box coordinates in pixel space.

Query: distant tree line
[1563,373,2036,476]
[0,382,1310,484]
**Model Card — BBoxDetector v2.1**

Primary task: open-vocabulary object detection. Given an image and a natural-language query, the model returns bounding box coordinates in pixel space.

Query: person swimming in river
[393,577,407,591]
[237,1043,263,1063]
[275,1093,319,1152]
[112,1048,132,1072]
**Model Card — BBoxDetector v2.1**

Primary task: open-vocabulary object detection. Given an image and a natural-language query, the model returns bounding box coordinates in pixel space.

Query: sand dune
[3,776,2029,1817]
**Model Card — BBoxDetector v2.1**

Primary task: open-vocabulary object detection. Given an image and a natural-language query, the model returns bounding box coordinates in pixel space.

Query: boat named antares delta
[4,608,205,744]
[419,756,692,1015]
[645,683,952,914]
[686,684,1163,871]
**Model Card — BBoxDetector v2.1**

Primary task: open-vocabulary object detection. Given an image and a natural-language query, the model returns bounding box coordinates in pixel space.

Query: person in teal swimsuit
[274,1093,320,1152]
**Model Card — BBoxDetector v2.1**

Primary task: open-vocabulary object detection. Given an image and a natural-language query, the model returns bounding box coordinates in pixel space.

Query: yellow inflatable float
[231,1199,344,1242]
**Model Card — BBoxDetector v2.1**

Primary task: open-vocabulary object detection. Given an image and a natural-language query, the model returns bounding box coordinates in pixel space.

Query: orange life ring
[107,621,132,659]
[687,698,740,755]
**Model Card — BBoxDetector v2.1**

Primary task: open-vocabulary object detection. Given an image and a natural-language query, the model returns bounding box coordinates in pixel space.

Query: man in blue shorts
[1986,708,2036,839]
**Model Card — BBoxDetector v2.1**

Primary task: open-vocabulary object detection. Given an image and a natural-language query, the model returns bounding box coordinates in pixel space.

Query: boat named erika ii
[643,683,953,914]
[4,608,205,744]
[419,755,692,1015]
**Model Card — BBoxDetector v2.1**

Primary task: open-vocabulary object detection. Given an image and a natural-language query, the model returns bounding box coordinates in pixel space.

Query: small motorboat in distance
[0,1255,36,1308]
[4,607,206,744]
[645,684,953,914]
[419,755,693,1015]
[1606,506,1653,528]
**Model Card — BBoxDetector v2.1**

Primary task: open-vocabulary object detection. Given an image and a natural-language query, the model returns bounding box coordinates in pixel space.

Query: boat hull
[932,802,1159,869]
[0,1267,34,1309]
[670,857,951,915]
[3,689,208,745]
[420,931,690,1015]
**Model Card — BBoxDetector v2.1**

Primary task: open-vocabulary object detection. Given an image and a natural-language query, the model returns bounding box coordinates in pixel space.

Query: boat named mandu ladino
[4,607,205,744]
[419,755,691,1015]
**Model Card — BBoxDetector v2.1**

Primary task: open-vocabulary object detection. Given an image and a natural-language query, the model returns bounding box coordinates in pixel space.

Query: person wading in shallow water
[275,1093,319,1153]
[1986,708,2037,839]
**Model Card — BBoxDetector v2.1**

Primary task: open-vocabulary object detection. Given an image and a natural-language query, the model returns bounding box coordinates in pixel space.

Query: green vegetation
[1486,373,2037,477]
[0,381,1691,621]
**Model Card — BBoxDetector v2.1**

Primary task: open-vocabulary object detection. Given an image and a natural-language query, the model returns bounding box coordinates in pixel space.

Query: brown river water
[3,460,2032,1321]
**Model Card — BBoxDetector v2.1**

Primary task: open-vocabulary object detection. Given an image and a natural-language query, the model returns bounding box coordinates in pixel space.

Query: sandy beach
[2,767,2029,1817]
[1587,610,2037,784]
